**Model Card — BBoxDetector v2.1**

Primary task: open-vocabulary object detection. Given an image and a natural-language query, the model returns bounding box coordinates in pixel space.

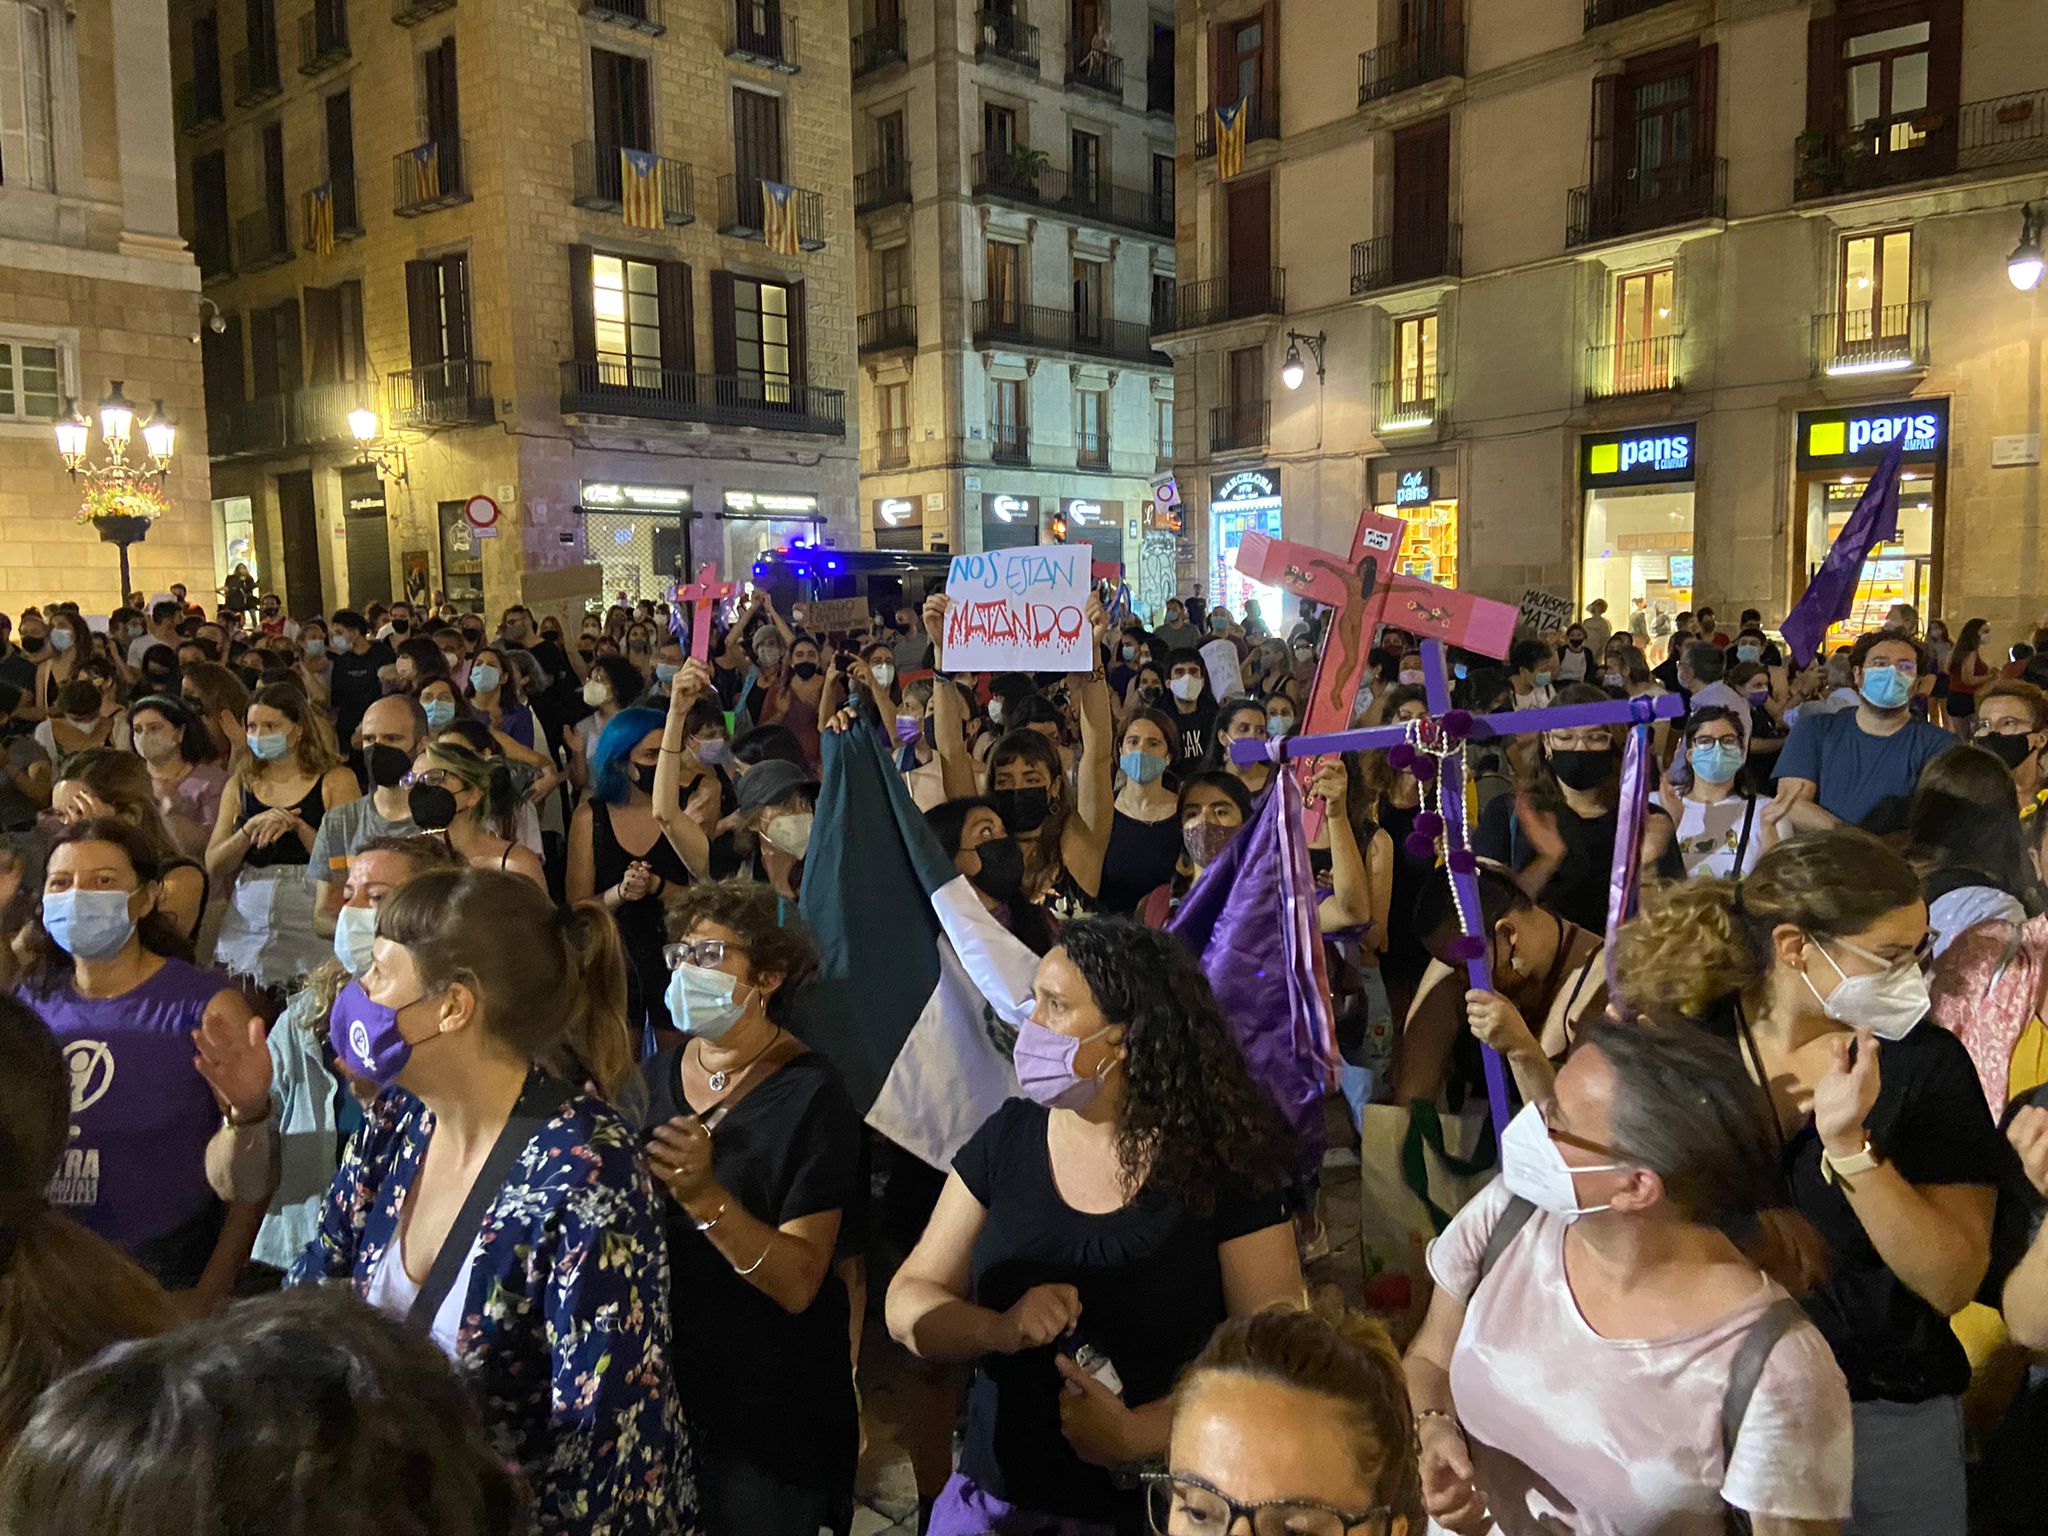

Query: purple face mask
[1011,1018,1114,1111]
[330,978,427,1088]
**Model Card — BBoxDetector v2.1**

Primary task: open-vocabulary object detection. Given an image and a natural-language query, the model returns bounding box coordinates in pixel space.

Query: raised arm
[1060,595,1116,900]
[924,595,979,801]
[649,661,713,881]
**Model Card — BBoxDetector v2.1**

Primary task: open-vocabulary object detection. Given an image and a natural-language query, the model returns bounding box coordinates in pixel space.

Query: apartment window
[733,87,784,187]
[1395,313,1437,404]
[192,150,231,275]
[1612,265,1675,392]
[405,251,472,369]
[1229,19,1261,104]
[1077,388,1106,465]
[1070,128,1101,202]
[246,0,278,79]
[986,239,1021,323]
[260,118,286,215]
[877,243,909,310]
[1072,258,1103,338]
[202,314,243,412]
[732,276,793,398]
[875,379,906,435]
[593,48,653,155]
[983,102,1017,157]
[595,254,662,385]
[1154,396,1172,461]
[422,36,460,162]
[248,299,302,398]
[0,0,54,192]
[324,89,357,229]
[1841,228,1913,343]
[1150,270,1173,326]
[0,335,60,420]
[1151,151,1173,213]
[874,109,906,175]
[305,280,367,385]
[1845,20,1930,139]
[190,11,223,120]
[992,376,1025,456]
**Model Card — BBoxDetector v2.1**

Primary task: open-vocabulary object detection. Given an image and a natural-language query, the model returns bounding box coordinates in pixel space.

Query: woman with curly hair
[886,915,1304,1536]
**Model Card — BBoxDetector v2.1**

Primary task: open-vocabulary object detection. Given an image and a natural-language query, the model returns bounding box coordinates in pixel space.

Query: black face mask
[990,785,1052,834]
[461,629,484,647]
[969,835,1026,903]
[20,635,44,655]
[792,661,821,681]
[578,646,596,664]
[1139,684,1164,706]
[923,715,939,750]
[365,742,413,789]
[632,761,659,793]
[1549,747,1617,792]
[1979,731,2036,771]
[407,782,458,831]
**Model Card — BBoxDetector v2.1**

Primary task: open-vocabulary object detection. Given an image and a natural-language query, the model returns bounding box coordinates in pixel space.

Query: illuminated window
[1396,313,1437,405]
[1841,229,1913,344]
[592,254,661,387]
[731,276,792,400]
[1611,266,1675,393]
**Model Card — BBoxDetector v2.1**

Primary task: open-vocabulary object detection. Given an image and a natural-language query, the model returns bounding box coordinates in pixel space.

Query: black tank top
[591,799,693,954]
[237,778,328,867]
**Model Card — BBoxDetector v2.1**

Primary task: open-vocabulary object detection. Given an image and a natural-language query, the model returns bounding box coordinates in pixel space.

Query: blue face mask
[1689,742,1745,785]
[666,963,747,1040]
[1119,749,1168,784]
[332,903,379,976]
[303,638,327,658]
[247,729,291,761]
[423,698,457,731]
[1736,644,1762,664]
[1266,715,1294,738]
[1532,671,1553,689]
[42,888,138,958]
[468,663,502,693]
[1860,664,1913,711]
[655,661,679,684]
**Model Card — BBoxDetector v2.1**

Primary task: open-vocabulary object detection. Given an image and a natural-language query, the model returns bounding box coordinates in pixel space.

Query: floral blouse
[288,1073,698,1536]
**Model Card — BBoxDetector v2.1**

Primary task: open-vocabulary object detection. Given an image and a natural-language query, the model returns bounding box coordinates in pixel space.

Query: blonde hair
[237,682,342,784]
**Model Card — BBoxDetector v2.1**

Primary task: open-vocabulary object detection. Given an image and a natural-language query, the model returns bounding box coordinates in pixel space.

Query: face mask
[1979,731,2037,771]
[1169,674,1203,702]
[391,620,411,636]
[623,761,658,796]
[1500,1102,1626,1218]
[694,738,729,766]
[127,623,145,641]
[49,629,74,653]
[665,962,747,1040]
[1139,684,1164,706]
[1603,671,1627,690]
[1120,644,1137,663]
[893,714,923,746]
[469,663,502,693]
[248,730,291,761]
[1183,818,1238,867]
[41,888,138,959]
[969,835,1026,903]
[1119,749,1167,785]
[66,714,100,733]
[757,649,784,671]
[1211,616,1229,632]
[1399,670,1424,687]
[21,634,45,654]
[765,811,814,858]
[1548,747,1615,791]
[1013,1018,1116,1110]
[365,742,412,790]
[870,661,897,690]
[407,782,458,831]
[135,729,182,764]
[1736,644,1762,664]
[1266,715,1293,738]
[1689,742,1744,785]
[302,637,327,658]
[1803,938,1929,1040]
[986,699,1006,727]
[991,785,1051,834]
[422,699,457,732]
[332,903,379,976]
[1530,670,1552,689]
[655,662,679,685]
[582,678,610,708]
[1860,664,1912,710]
[330,978,431,1087]
[792,661,821,681]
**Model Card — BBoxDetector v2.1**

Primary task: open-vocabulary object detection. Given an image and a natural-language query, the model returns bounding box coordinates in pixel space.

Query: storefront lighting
[1379,407,1436,433]
[1280,329,1326,391]
[2009,204,2044,292]
[1824,355,1915,378]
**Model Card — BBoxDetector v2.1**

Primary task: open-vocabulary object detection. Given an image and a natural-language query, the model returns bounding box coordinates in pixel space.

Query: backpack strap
[1720,1298,1807,1467]
[1474,1195,1536,1288]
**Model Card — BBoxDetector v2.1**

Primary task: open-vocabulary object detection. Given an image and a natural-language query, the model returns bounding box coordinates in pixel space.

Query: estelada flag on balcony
[761,178,800,256]
[307,183,335,257]
[1780,437,1905,669]
[406,142,440,207]
[1215,97,1248,179]
[620,148,663,231]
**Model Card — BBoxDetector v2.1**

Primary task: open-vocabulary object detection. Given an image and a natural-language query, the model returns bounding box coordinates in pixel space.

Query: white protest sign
[943,544,1093,672]
[1515,588,1574,638]
[1200,638,1245,701]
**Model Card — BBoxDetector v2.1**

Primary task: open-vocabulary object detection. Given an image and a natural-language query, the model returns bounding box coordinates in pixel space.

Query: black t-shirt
[637,1047,864,1488]
[0,645,34,696]
[1473,793,1683,933]
[1172,698,1216,763]
[953,1098,1287,1522]
[327,638,392,743]
[512,636,576,734]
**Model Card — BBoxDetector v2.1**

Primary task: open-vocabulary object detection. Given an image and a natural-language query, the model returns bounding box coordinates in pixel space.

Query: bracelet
[225,1097,274,1129]
[735,1242,770,1277]
[658,745,685,755]
[692,1197,729,1233]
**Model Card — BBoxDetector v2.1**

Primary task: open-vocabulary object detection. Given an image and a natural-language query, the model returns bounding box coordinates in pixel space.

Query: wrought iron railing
[1350,225,1461,293]
[1566,156,1726,247]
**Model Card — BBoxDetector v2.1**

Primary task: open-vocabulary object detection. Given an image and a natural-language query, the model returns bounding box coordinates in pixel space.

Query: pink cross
[674,562,736,662]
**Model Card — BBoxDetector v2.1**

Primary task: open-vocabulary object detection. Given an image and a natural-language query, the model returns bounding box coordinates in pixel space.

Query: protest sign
[943,544,1093,672]
[802,596,871,634]
[1515,588,1574,637]
[1200,639,1245,701]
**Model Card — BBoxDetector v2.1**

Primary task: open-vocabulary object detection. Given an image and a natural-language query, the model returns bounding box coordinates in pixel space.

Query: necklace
[696,1026,780,1093]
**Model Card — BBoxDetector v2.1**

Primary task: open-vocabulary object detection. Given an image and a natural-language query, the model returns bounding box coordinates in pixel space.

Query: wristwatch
[1821,1138,1882,1184]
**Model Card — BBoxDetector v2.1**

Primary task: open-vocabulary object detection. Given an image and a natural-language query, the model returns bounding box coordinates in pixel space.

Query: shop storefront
[1060,498,1125,570]
[211,495,258,594]
[873,494,923,552]
[1794,398,1947,641]
[1368,457,1460,588]
[721,490,825,578]
[577,481,696,602]
[981,492,1039,552]
[1578,422,1697,635]
[340,467,393,608]
[1208,470,1284,628]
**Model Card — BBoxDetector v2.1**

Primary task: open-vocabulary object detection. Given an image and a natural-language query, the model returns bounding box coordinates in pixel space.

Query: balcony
[1067,41,1122,101]
[560,361,846,435]
[300,178,365,249]
[852,17,905,76]
[970,301,1168,366]
[1194,91,1280,158]
[729,1,798,70]
[970,151,1172,235]
[231,46,281,107]
[868,426,910,470]
[1812,302,1929,378]
[214,384,359,459]
[392,138,470,216]
[195,231,234,285]
[1159,268,1286,333]
[298,5,349,74]
[990,422,1030,463]
[1566,156,1726,249]
[1375,375,1440,433]
[1147,57,1173,116]
[854,160,911,213]
[176,79,225,134]
[975,10,1039,73]
[392,0,456,25]
[1794,89,2048,200]
[717,174,825,249]
[1351,225,1461,294]
[1585,335,1681,401]
[1209,400,1267,455]
[858,306,917,356]
[580,0,664,34]
[1076,429,1109,468]
[571,143,695,224]
[389,361,495,430]
[233,206,293,273]
[1585,0,1681,27]
[1357,24,1464,106]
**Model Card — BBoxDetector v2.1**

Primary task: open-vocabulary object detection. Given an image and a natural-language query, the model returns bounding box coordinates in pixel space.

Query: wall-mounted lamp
[1280,329,1327,390]
[2009,203,2044,293]
[348,405,409,483]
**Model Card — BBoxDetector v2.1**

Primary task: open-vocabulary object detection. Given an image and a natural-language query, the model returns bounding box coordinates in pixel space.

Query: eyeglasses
[1973,719,2032,738]
[663,938,737,970]
[1827,931,1936,975]
[1143,1473,1396,1536]
[401,769,452,790]
[1535,1099,1634,1163]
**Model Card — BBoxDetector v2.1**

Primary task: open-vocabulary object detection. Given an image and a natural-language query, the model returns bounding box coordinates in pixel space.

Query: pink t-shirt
[1427,1178,1853,1535]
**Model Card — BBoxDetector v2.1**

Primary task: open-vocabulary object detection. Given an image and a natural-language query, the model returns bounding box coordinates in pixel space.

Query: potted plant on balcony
[1003,144,1048,194]
[1794,128,1840,197]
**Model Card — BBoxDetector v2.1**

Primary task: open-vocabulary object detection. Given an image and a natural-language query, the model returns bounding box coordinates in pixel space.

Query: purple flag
[1780,439,1905,668]
[1166,781,1336,1164]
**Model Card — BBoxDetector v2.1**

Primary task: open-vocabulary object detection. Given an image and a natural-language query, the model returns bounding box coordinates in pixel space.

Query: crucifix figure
[1231,637,1684,1135]
[673,562,736,663]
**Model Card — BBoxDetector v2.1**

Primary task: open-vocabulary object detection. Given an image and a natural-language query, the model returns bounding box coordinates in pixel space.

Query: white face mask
[581,678,609,708]
[1499,1101,1628,1218]
[1802,937,1929,1041]
[765,811,814,859]
[1169,674,1203,702]
[872,662,896,688]
[332,903,379,976]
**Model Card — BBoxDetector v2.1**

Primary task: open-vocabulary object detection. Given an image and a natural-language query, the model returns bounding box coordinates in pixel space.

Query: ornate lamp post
[55,380,176,599]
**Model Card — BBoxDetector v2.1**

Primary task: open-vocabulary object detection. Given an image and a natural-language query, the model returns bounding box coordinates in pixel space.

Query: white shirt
[1513,684,1554,711]
[364,1227,483,1357]
[1675,793,1765,880]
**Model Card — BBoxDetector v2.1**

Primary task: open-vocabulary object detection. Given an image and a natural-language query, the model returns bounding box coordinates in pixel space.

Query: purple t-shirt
[27,957,229,1287]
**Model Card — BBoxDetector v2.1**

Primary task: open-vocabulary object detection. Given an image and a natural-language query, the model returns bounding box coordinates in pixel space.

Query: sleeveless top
[591,799,694,959]
[1096,809,1183,915]
[237,777,331,867]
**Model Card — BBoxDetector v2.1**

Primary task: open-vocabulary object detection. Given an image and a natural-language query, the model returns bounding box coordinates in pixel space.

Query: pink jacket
[1929,911,2048,1114]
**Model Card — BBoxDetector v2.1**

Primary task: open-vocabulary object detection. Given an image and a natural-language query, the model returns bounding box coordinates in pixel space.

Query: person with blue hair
[567,704,711,1051]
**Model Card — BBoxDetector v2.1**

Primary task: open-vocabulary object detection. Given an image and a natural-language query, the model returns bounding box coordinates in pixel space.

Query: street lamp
[54,380,176,600]
[2009,203,2044,293]
[1280,329,1327,390]
[348,402,408,482]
